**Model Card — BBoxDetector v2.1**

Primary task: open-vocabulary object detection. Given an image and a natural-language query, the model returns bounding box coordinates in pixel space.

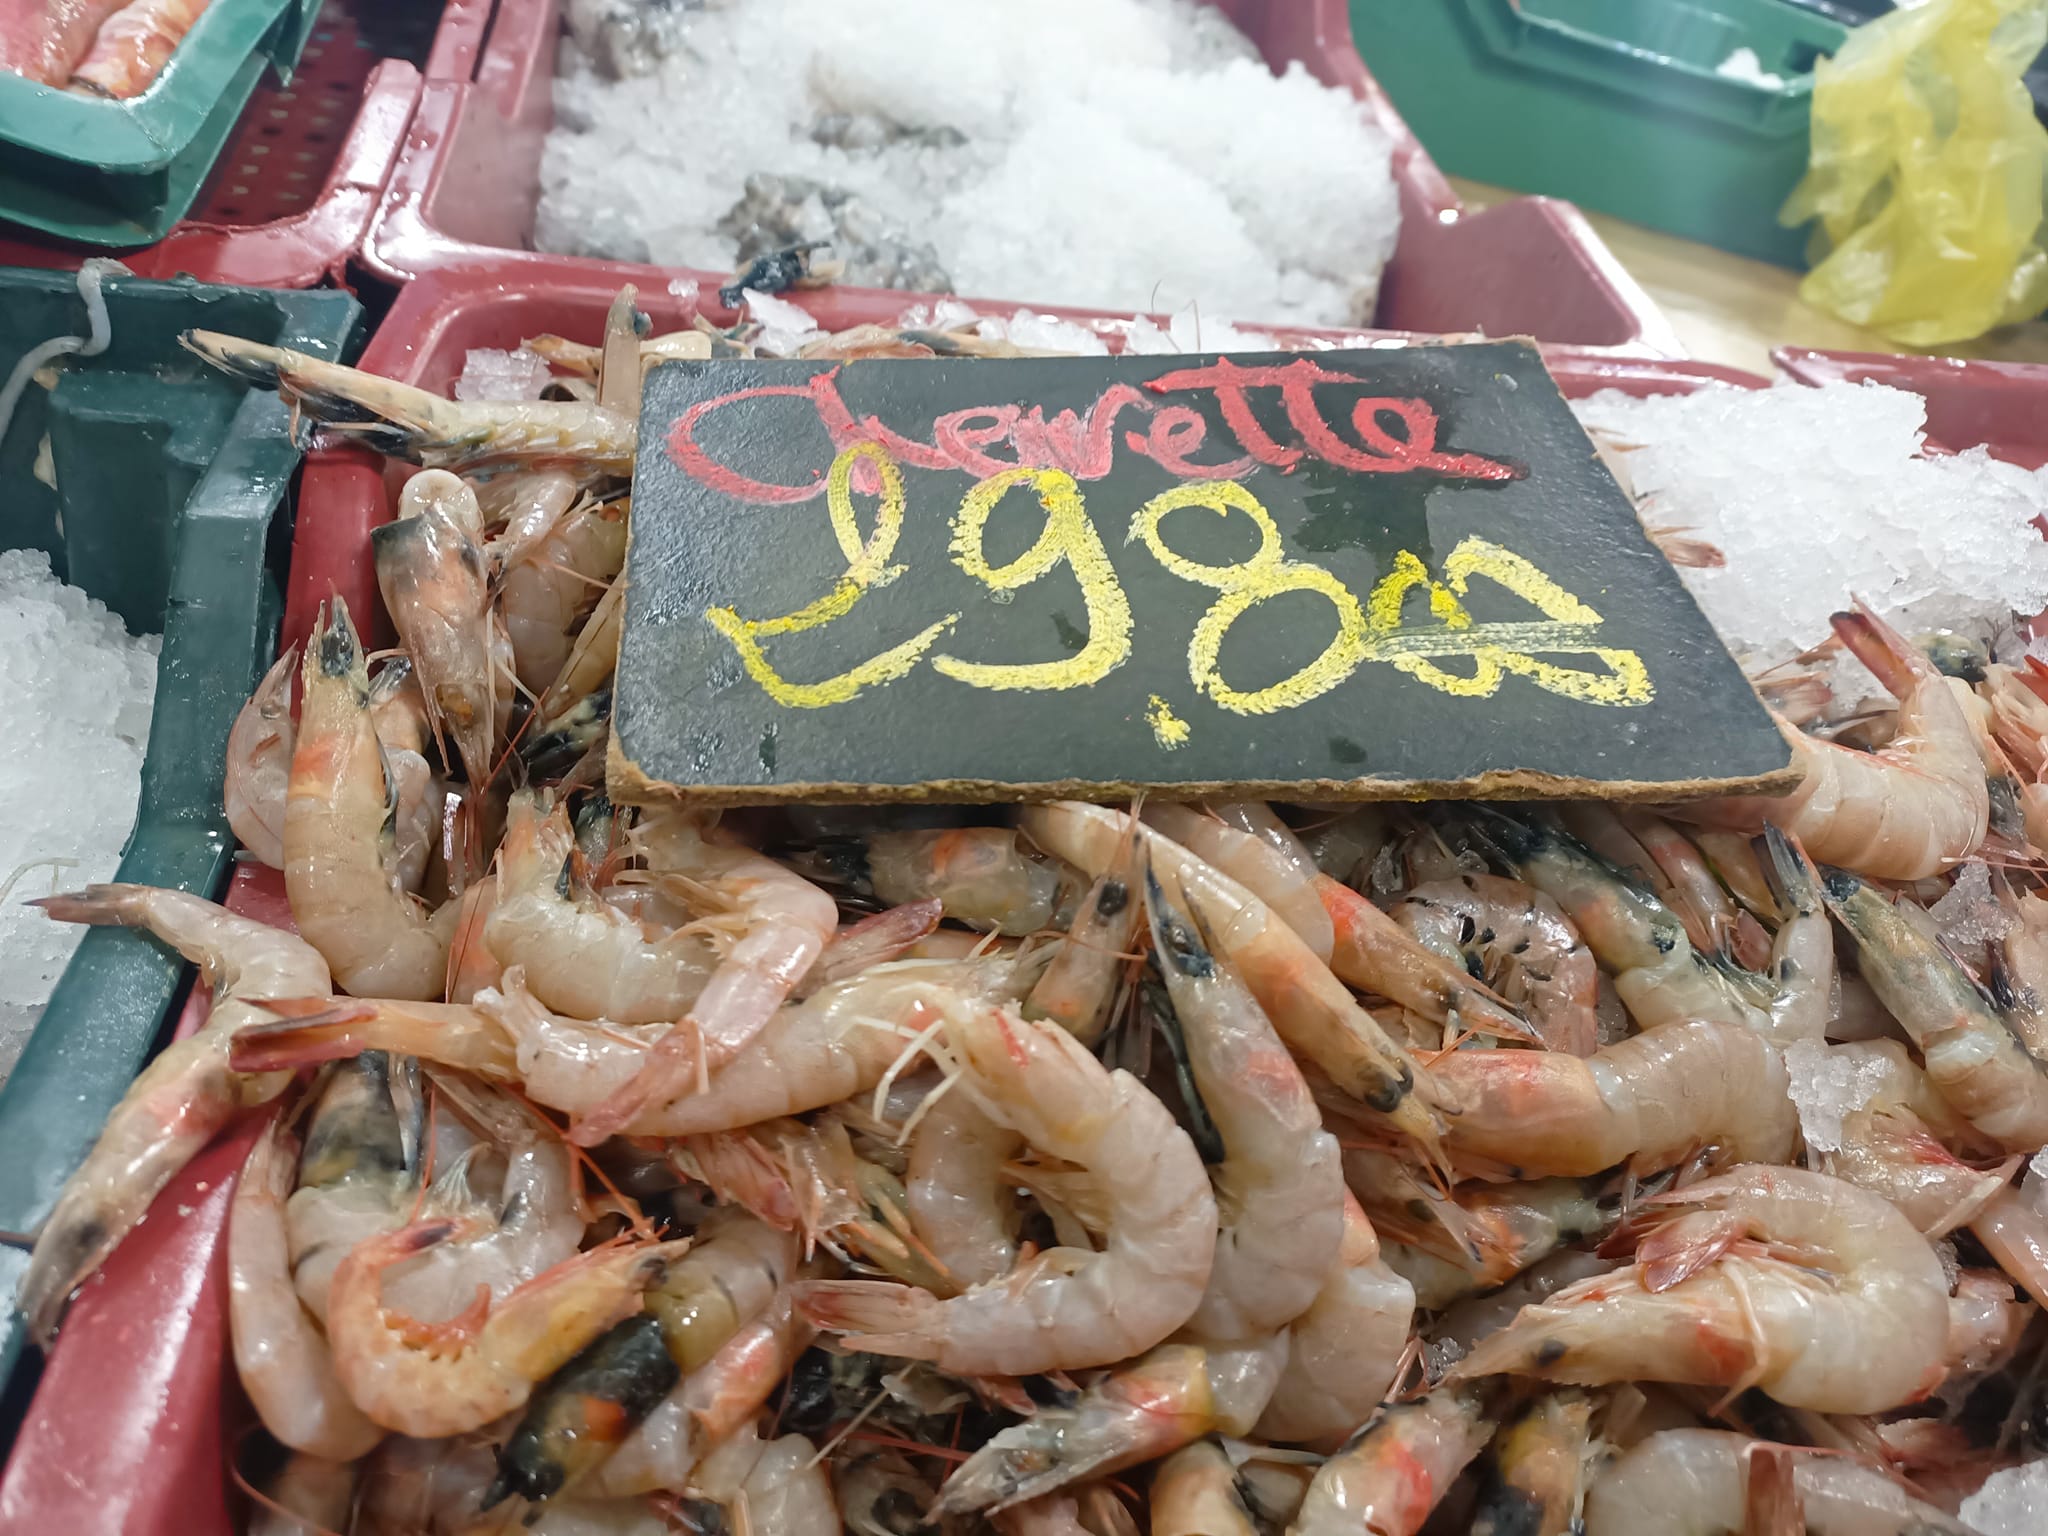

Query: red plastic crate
[0,261,1751,1535]
[0,0,499,289]
[1773,348,2048,471]
[364,0,1680,353]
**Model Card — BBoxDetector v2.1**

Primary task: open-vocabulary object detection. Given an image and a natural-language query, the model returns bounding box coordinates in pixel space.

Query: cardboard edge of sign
[606,732,1803,811]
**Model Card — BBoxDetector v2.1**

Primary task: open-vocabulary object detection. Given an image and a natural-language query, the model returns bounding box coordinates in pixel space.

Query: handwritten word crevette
[701,439,1654,717]
[666,357,1523,503]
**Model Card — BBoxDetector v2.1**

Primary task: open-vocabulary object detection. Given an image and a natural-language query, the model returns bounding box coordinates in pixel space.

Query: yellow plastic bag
[1783,0,2048,346]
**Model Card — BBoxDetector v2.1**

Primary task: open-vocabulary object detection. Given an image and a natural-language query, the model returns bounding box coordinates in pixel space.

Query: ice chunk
[1781,1038,1888,1153]
[1962,1457,2048,1536]
[2024,1149,2048,1216]
[1571,381,2048,684]
[1929,862,2014,961]
[534,0,1400,327]
[978,310,1111,357]
[0,549,158,1085]
[454,347,552,403]
[742,289,823,357]
[1716,46,1787,89]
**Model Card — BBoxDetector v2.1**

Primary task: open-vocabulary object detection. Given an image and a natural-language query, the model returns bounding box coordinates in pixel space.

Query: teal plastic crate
[0,0,321,246]
[1350,0,1847,267]
[0,268,358,1406]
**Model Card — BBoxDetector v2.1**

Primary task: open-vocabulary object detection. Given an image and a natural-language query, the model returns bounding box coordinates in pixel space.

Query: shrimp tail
[228,1001,517,1079]
[791,1279,942,1360]
[567,1019,706,1148]
[30,883,155,927]
[1830,602,1923,699]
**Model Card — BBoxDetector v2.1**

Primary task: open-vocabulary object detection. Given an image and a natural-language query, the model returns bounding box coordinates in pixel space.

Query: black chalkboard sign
[610,341,1794,806]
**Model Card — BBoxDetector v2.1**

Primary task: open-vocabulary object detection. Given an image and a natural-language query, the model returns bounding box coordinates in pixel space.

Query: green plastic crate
[0,269,358,1406]
[0,0,321,246]
[1350,0,1847,267]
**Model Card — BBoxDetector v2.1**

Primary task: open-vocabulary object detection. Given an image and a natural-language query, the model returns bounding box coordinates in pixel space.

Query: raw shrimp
[224,645,297,868]
[71,0,210,97]
[499,495,628,692]
[1683,605,1989,881]
[18,883,327,1342]
[1143,802,1335,958]
[1759,826,1834,1046]
[482,469,581,570]
[797,1006,1218,1376]
[324,1218,683,1437]
[1026,860,1141,1046]
[1146,858,1344,1340]
[249,1451,358,1536]
[286,598,455,998]
[1343,1148,1607,1291]
[1470,1390,1596,1536]
[228,1119,384,1461]
[286,1049,425,1322]
[838,1451,941,1536]
[1964,1183,2048,1310]
[359,1434,498,1534]
[1388,873,1599,1055]
[1020,801,1448,1156]
[383,1071,584,1321]
[367,656,440,895]
[905,1087,1020,1289]
[724,1433,841,1536]
[446,873,502,1003]
[937,1336,1288,1514]
[1429,1017,1796,1179]
[484,791,715,1024]
[485,1314,679,1507]
[1318,876,1537,1044]
[233,956,1033,1139]
[534,574,622,729]
[374,469,499,787]
[1824,869,2048,1152]
[1150,1441,1259,1536]
[181,330,638,476]
[643,1208,800,1371]
[1825,1100,2010,1241]
[1296,806,1389,886]
[1945,1269,2032,1379]
[1453,1166,1951,1414]
[1254,1193,1415,1449]
[572,806,839,1142]
[587,1288,813,1498]
[1619,809,1750,963]
[855,826,1062,935]
[1431,1250,1619,1363]
[1456,807,1772,1036]
[1583,1429,1976,1536]
[1288,1382,1500,1536]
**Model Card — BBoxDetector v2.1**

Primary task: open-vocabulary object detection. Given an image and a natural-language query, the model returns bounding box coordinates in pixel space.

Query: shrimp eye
[1096,878,1129,918]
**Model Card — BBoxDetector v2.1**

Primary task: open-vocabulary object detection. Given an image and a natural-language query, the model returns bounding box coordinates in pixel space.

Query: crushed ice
[1571,381,2048,686]
[1782,1038,1889,1153]
[537,0,1401,327]
[1962,1457,2048,1536]
[1715,46,1787,90]
[454,348,554,403]
[0,549,157,1083]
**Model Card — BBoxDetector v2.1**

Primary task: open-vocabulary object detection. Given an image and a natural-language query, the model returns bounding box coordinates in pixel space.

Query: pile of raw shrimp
[19,294,2048,1536]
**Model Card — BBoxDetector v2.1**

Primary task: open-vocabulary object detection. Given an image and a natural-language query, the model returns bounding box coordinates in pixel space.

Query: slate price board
[610,340,1794,806]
